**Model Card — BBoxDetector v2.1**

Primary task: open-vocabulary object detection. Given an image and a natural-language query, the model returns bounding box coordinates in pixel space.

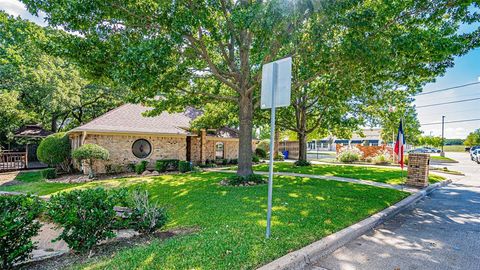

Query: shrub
[41,168,57,179]
[255,148,267,158]
[47,188,126,253]
[226,174,266,186]
[229,159,238,165]
[37,132,71,172]
[155,159,179,172]
[127,190,167,234]
[135,160,149,174]
[371,151,392,165]
[127,163,136,172]
[105,164,125,174]
[274,152,284,161]
[256,139,270,152]
[0,195,43,269]
[179,161,192,173]
[72,144,109,178]
[252,155,260,163]
[337,147,362,163]
[294,160,311,166]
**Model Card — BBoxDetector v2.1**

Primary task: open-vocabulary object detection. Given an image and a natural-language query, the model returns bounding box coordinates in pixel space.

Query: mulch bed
[18,227,199,270]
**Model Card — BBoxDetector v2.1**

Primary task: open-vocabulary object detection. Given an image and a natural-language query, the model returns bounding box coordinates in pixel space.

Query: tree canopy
[0,11,128,146]
[464,129,480,147]
[18,0,480,173]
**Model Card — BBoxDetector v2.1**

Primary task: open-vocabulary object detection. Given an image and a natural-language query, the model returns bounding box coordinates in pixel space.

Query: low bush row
[0,188,167,268]
[337,146,394,165]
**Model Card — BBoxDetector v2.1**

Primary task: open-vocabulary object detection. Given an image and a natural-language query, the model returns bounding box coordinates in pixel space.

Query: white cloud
[0,0,47,26]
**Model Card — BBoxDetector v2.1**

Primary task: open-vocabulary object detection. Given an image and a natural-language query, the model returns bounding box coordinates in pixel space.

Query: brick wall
[82,134,187,174]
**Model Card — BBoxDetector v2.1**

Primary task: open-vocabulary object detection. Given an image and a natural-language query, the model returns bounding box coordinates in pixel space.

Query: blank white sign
[261,57,292,109]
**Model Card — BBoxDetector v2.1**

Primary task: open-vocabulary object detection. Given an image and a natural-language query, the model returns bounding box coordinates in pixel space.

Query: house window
[132,139,152,159]
[215,142,224,159]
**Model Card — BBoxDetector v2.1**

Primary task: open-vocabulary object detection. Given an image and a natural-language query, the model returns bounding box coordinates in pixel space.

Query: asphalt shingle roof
[70,104,195,135]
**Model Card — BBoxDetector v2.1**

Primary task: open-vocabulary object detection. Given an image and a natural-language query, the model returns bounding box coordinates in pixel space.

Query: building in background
[307,128,383,151]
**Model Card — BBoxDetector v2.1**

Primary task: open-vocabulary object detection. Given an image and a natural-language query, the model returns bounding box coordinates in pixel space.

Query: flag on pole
[394,120,405,169]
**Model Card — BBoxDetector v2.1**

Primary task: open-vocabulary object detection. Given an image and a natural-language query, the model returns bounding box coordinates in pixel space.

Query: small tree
[72,144,109,178]
[37,132,71,172]
[0,195,43,269]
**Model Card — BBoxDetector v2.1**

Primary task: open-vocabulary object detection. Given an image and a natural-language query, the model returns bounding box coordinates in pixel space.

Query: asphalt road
[312,152,480,270]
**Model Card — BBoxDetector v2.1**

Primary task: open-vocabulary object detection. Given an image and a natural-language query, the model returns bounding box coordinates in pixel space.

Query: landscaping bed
[1,171,408,269]
[252,162,445,185]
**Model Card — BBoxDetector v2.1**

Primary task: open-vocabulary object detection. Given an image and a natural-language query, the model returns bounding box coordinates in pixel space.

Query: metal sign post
[261,57,292,238]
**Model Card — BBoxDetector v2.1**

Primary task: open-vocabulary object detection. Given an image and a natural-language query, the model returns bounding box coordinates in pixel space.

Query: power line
[421,118,480,126]
[416,97,480,108]
[417,81,480,96]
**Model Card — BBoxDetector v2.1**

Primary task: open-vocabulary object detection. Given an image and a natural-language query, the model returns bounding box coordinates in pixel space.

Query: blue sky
[1,0,479,139]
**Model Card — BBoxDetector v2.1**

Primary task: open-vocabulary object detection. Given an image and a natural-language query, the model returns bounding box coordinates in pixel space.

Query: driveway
[312,152,480,270]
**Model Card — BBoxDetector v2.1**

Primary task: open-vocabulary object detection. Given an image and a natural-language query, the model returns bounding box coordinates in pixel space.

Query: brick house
[68,104,247,174]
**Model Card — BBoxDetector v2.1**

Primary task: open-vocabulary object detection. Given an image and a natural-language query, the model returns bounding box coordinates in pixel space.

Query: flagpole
[401,117,405,181]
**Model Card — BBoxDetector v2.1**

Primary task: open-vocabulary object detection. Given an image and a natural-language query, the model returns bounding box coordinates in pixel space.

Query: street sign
[261,57,292,239]
[261,57,292,109]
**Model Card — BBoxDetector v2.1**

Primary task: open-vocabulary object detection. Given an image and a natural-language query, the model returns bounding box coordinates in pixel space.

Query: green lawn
[443,145,466,152]
[1,170,408,269]
[252,162,445,185]
[1,171,84,196]
[430,155,458,163]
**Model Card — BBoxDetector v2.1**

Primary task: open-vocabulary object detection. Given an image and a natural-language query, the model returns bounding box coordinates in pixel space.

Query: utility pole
[441,115,445,157]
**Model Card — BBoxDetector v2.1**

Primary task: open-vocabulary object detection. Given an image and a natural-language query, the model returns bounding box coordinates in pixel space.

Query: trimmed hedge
[1,195,43,269]
[37,132,71,171]
[72,144,109,178]
[179,161,192,173]
[135,160,149,174]
[255,148,267,158]
[41,168,57,179]
[155,159,179,172]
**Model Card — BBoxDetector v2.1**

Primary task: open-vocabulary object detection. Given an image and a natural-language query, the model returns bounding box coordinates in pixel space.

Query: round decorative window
[132,139,152,159]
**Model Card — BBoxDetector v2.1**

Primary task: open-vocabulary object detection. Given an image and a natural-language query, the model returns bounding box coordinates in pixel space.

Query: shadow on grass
[13,171,408,270]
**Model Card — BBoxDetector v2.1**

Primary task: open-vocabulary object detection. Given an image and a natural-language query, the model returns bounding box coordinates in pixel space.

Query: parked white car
[470,146,480,161]
[472,149,480,164]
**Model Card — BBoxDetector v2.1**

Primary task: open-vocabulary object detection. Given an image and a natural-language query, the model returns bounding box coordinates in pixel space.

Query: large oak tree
[21,0,480,174]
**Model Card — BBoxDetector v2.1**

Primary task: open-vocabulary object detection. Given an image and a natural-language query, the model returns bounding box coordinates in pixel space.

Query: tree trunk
[298,132,307,161]
[237,93,254,176]
[88,159,95,179]
[51,115,58,132]
[274,127,280,156]
[297,105,308,161]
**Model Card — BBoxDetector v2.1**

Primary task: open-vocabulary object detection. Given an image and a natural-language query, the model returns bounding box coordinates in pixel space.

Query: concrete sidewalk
[312,152,480,270]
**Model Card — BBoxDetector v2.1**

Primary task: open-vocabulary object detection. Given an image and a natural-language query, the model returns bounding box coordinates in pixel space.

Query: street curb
[257,179,452,270]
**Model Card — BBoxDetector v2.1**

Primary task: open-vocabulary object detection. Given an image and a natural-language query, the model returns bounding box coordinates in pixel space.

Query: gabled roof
[208,127,239,139]
[14,125,53,138]
[70,104,198,135]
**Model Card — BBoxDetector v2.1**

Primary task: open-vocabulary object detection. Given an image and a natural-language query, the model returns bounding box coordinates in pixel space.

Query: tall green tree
[20,0,480,174]
[0,91,33,145]
[0,12,127,133]
[275,0,479,161]
[464,129,480,147]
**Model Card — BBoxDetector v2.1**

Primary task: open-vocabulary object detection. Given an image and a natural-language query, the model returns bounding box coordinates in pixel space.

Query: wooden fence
[279,141,299,159]
[0,152,27,172]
